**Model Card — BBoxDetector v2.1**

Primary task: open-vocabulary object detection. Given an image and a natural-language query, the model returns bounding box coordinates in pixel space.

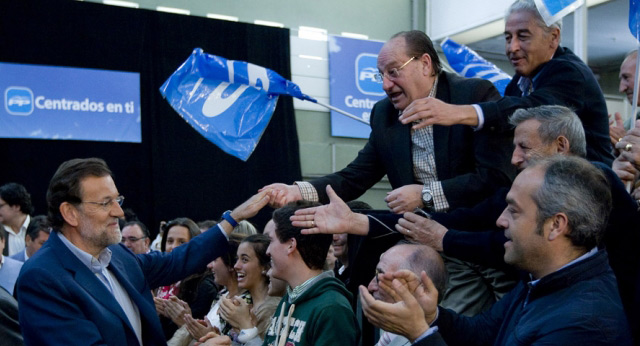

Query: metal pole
[573,2,588,63]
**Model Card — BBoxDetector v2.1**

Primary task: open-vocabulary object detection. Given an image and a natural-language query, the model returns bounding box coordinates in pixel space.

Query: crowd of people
[1,0,639,345]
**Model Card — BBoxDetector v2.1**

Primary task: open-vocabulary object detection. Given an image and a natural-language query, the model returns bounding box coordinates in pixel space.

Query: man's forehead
[514,119,542,141]
[377,38,408,67]
[509,166,544,202]
[79,175,118,195]
[123,224,142,235]
[621,57,636,75]
[505,10,539,32]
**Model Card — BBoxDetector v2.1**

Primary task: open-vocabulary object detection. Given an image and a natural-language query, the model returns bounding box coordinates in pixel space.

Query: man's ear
[419,53,434,77]
[287,238,297,255]
[549,27,560,49]
[60,202,80,227]
[555,136,570,154]
[547,213,569,241]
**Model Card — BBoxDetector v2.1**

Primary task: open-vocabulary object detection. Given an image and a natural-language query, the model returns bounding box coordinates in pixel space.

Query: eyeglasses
[122,236,147,243]
[374,56,417,83]
[81,196,125,211]
[374,268,384,285]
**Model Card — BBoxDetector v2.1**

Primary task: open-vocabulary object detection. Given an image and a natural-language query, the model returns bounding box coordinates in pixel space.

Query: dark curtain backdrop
[0,0,302,235]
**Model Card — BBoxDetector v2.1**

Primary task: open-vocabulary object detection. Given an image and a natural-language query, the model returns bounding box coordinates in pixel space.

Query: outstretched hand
[259,183,302,208]
[230,189,271,222]
[290,185,370,236]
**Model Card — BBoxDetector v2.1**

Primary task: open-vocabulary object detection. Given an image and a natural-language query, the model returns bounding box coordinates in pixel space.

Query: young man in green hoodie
[263,201,359,346]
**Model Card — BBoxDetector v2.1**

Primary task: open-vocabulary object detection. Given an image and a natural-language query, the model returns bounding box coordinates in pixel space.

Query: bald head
[368,243,447,303]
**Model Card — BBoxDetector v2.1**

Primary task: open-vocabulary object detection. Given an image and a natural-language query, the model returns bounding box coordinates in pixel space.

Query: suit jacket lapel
[51,232,133,330]
[386,107,414,185]
[109,249,165,345]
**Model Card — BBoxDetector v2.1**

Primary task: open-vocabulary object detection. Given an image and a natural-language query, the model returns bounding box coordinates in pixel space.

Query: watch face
[422,189,433,207]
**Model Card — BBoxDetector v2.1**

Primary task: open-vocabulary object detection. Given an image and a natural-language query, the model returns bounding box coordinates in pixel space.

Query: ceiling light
[341,32,369,40]
[156,6,190,15]
[254,20,284,28]
[206,13,239,21]
[298,26,328,41]
[103,0,139,8]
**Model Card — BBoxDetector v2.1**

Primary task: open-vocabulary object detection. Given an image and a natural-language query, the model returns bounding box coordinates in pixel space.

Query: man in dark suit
[399,0,614,166]
[263,30,515,214]
[263,30,517,321]
[16,158,270,346]
[359,156,632,346]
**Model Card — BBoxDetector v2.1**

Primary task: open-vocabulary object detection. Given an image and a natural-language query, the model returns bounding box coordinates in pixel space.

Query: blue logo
[355,53,384,96]
[5,87,34,116]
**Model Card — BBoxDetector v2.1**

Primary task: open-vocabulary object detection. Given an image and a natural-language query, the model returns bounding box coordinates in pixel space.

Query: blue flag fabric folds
[534,0,584,26]
[440,38,512,96]
[631,0,640,41]
[160,48,316,161]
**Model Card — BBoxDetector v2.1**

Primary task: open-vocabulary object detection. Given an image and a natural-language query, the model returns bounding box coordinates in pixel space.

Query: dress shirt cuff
[471,104,484,131]
[294,181,319,202]
[216,224,229,240]
[412,326,439,344]
[430,182,450,213]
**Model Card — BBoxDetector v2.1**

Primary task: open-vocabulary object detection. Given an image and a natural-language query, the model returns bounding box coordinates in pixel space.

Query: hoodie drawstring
[277,304,296,346]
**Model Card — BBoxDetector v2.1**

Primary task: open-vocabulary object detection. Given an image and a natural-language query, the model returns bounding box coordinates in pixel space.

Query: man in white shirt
[0,183,33,257]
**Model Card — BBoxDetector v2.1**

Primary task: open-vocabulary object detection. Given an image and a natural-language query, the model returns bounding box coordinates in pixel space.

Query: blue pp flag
[160,48,316,161]
[534,0,584,26]
[440,38,512,96]
[631,0,640,41]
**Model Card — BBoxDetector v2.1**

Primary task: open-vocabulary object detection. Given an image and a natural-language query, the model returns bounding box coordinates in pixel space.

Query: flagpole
[313,100,370,125]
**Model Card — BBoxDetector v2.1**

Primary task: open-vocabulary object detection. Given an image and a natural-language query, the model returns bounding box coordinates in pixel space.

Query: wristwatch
[422,184,434,209]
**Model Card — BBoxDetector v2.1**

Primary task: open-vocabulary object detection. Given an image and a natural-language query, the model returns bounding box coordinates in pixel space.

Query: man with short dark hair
[17,157,270,346]
[10,215,50,262]
[262,201,359,346]
[400,0,613,166]
[121,221,151,255]
[0,228,22,296]
[0,182,34,256]
[361,156,632,345]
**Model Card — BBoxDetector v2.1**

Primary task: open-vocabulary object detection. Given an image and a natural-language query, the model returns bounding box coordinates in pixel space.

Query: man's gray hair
[507,0,562,32]
[529,156,611,250]
[509,105,587,158]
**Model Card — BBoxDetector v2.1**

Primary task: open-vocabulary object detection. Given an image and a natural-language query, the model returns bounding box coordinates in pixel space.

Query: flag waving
[441,38,512,96]
[160,48,316,161]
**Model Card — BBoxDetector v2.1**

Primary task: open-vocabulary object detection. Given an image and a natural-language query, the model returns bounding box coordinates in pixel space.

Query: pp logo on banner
[355,53,384,96]
[5,87,34,116]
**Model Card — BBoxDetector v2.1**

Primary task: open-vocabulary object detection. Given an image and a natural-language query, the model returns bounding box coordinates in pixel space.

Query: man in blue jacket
[360,156,632,345]
[16,157,270,346]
